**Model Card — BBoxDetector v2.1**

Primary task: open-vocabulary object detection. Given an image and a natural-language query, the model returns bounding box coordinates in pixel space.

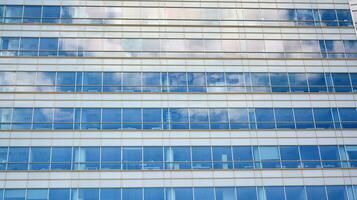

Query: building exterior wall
[1,0,357,199]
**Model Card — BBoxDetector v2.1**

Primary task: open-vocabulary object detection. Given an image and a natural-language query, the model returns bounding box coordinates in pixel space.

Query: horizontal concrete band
[0,169,356,188]
[0,130,356,146]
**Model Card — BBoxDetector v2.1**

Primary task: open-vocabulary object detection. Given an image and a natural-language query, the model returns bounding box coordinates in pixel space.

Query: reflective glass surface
[0,145,356,171]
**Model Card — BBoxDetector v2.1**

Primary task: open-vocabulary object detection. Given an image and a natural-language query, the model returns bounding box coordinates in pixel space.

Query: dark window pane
[306,186,327,200]
[144,188,164,200]
[27,189,48,200]
[236,187,257,200]
[77,189,99,200]
[43,6,61,18]
[285,186,306,200]
[265,187,285,200]
[326,186,348,200]
[166,188,193,200]
[213,147,233,169]
[192,147,212,169]
[194,188,214,200]
[5,189,26,200]
[215,187,235,200]
[49,189,70,200]
[100,189,121,200]
[122,188,142,200]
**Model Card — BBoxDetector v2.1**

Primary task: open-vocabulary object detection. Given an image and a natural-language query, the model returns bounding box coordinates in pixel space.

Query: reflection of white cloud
[229,109,248,122]
[54,109,73,122]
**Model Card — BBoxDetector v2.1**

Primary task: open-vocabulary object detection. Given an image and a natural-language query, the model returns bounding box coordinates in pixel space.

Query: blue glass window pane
[102,108,121,129]
[56,72,76,92]
[274,108,295,128]
[339,108,357,128]
[166,188,193,200]
[43,6,61,18]
[213,147,233,169]
[123,72,141,92]
[226,72,245,91]
[255,108,275,129]
[4,189,26,200]
[142,72,161,92]
[23,6,41,23]
[320,146,340,160]
[81,108,101,129]
[187,72,206,92]
[344,41,357,53]
[233,146,253,161]
[49,189,70,200]
[27,189,48,200]
[103,72,122,92]
[313,108,334,128]
[144,188,164,200]
[39,38,58,55]
[54,108,74,129]
[194,188,214,200]
[332,73,351,92]
[236,187,257,200]
[76,147,100,162]
[259,147,281,168]
[337,10,352,26]
[100,189,121,200]
[123,147,142,169]
[20,38,39,50]
[30,147,50,170]
[78,189,99,200]
[229,109,249,129]
[0,108,12,126]
[1,37,20,50]
[294,108,314,128]
[169,108,189,129]
[36,72,56,86]
[296,9,314,24]
[143,147,163,170]
[192,147,212,169]
[101,147,121,162]
[123,108,142,122]
[165,147,191,170]
[12,108,32,123]
[251,73,270,87]
[122,188,142,200]
[265,187,285,200]
[270,73,289,92]
[5,6,23,18]
[209,108,229,129]
[320,9,337,25]
[143,108,162,129]
[82,72,102,92]
[326,186,348,200]
[51,147,72,170]
[0,148,7,169]
[215,187,235,200]
[207,72,226,92]
[306,186,327,200]
[8,147,29,162]
[300,146,321,168]
[33,108,54,129]
[307,73,327,92]
[23,6,41,18]
[52,147,72,162]
[280,146,300,168]
[289,73,308,92]
[285,187,306,200]
[168,73,187,92]
[189,108,209,129]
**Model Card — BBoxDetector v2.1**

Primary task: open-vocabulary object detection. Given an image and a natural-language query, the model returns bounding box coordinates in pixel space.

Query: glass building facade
[1,0,357,199]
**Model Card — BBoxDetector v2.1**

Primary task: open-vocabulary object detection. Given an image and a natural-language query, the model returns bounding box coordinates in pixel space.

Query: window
[51,147,72,170]
[123,147,142,169]
[42,6,61,23]
[30,147,50,170]
[8,147,29,170]
[319,146,341,168]
[192,147,212,169]
[122,188,142,200]
[27,189,48,200]
[257,147,280,168]
[56,72,76,92]
[49,189,70,200]
[215,187,235,200]
[265,187,285,200]
[285,187,306,200]
[306,186,327,200]
[166,188,193,200]
[76,189,99,200]
[123,108,142,129]
[326,186,348,200]
[103,72,122,92]
[165,147,191,169]
[332,73,351,92]
[233,146,253,169]
[143,147,163,170]
[255,108,275,129]
[142,72,161,92]
[187,73,206,92]
[270,73,289,92]
[300,146,321,168]
[143,108,162,130]
[19,38,39,56]
[213,147,232,169]
[236,187,257,200]
[81,108,101,130]
[83,72,102,92]
[169,108,189,129]
[336,10,352,26]
[280,146,300,168]
[209,109,229,129]
[289,73,308,92]
[12,108,33,130]
[4,189,26,200]
[194,188,214,200]
[339,108,357,128]
[144,188,164,200]
[100,189,121,200]
[274,108,295,129]
[296,9,314,26]
[23,6,42,23]
[319,10,337,26]
[123,72,141,92]
[168,73,187,92]
[294,108,314,129]
[4,6,23,23]
[226,73,245,92]
[73,147,100,170]
[307,73,327,92]
[207,72,226,92]
[313,108,334,128]
[101,147,121,170]
[102,108,121,130]
[33,108,53,130]
[54,108,74,130]
[229,108,249,129]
